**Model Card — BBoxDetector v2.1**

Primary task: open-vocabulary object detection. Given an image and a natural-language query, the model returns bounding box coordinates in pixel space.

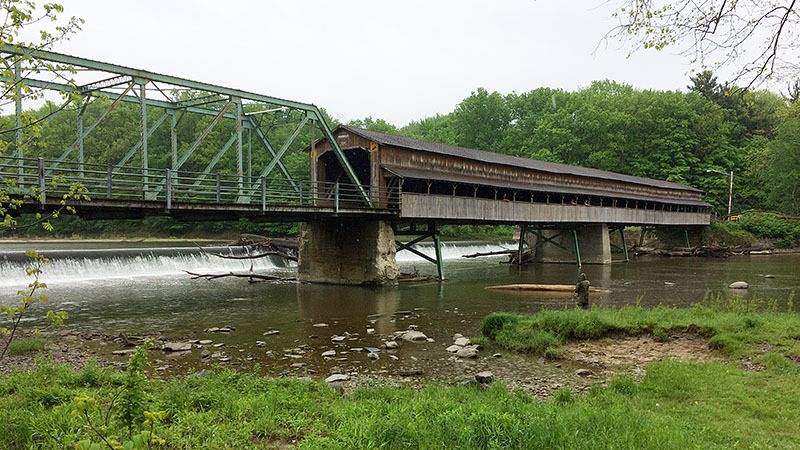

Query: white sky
[52,0,697,126]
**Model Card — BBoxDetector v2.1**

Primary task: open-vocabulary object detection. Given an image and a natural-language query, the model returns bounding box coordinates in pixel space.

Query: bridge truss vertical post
[169,110,177,169]
[14,60,22,184]
[165,168,172,210]
[139,81,149,196]
[394,223,445,281]
[77,109,84,178]
[235,97,243,197]
[516,224,529,265]
[36,157,45,205]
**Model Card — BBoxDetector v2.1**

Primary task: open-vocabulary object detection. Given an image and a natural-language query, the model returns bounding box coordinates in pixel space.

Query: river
[1,240,798,388]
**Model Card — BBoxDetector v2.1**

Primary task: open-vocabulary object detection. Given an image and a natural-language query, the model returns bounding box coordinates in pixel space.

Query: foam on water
[0,242,513,288]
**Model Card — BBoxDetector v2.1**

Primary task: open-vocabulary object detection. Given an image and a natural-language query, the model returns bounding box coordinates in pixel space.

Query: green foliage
[704,221,756,246]
[120,342,151,434]
[7,337,45,355]
[736,212,800,246]
[481,300,800,360]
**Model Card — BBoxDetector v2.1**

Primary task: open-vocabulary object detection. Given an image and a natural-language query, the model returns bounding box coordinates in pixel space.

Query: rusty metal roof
[339,125,703,194]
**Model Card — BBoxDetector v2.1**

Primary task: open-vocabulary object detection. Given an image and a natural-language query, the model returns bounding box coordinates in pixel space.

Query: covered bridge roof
[335,125,703,194]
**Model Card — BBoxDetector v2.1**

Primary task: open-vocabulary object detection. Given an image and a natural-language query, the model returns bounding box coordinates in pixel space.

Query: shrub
[480,313,520,339]
[7,337,45,355]
[737,212,799,244]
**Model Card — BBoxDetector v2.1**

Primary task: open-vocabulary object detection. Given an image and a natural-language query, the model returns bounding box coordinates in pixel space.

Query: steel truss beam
[394,223,444,280]
[1,44,371,204]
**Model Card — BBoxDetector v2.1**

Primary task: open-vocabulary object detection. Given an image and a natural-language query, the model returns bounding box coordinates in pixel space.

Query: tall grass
[480,294,800,358]
[1,359,799,449]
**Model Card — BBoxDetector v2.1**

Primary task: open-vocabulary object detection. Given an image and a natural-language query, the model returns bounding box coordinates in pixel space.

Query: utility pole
[727,170,733,218]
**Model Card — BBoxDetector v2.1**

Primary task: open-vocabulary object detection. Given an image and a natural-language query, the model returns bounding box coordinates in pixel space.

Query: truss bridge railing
[0,156,399,213]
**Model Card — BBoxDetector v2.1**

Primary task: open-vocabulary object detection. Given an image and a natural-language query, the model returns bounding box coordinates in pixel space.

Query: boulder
[325,374,349,383]
[400,330,428,342]
[456,346,479,359]
[729,281,750,289]
[162,342,192,352]
[475,371,494,384]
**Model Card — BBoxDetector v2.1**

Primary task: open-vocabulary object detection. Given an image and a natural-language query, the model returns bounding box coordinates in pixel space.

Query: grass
[6,337,46,355]
[1,358,799,449]
[480,296,800,360]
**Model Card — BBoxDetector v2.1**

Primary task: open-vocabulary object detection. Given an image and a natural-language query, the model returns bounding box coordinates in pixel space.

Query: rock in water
[321,350,336,357]
[576,368,593,377]
[325,374,349,383]
[263,330,280,336]
[475,371,494,384]
[729,281,750,289]
[368,352,380,360]
[385,341,399,349]
[162,342,192,352]
[400,330,428,342]
[454,337,470,346]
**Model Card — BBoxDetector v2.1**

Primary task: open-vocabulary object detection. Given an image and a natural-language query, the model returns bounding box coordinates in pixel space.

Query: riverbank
[2,302,799,448]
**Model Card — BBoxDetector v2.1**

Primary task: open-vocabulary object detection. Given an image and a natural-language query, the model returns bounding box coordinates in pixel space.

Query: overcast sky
[53,0,695,126]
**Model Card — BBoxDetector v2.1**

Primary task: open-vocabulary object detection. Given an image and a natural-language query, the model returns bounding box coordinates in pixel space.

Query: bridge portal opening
[317,148,371,187]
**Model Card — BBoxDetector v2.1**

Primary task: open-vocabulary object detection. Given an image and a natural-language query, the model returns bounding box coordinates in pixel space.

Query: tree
[452,88,511,152]
[608,0,799,88]
[347,117,398,134]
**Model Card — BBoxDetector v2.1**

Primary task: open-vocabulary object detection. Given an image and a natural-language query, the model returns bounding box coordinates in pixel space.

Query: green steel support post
[517,224,527,265]
[77,110,84,177]
[140,81,148,196]
[246,117,299,194]
[235,98,243,196]
[115,112,168,169]
[247,128,252,183]
[432,224,444,281]
[620,227,629,262]
[572,229,582,269]
[255,116,309,183]
[14,60,21,184]
[169,110,177,168]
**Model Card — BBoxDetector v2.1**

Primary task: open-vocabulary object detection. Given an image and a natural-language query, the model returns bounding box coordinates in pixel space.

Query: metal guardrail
[0,156,400,213]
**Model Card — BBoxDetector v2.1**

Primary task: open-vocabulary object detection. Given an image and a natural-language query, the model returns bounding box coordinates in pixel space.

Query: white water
[0,242,513,288]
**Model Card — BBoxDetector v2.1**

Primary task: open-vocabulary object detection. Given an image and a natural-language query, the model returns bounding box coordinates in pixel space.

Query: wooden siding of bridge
[400,193,710,226]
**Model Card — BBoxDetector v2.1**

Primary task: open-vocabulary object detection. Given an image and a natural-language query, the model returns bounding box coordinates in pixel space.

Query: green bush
[705,222,755,246]
[737,212,799,245]
[7,338,46,355]
[480,313,520,339]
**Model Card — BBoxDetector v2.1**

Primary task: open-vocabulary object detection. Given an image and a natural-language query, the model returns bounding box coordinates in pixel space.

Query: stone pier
[298,220,400,285]
[533,223,612,265]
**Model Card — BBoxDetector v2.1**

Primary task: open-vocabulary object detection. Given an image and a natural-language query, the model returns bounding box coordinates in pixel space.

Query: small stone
[400,330,428,342]
[325,374,349,383]
[212,343,225,348]
[162,342,192,352]
[492,353,502,358]
[475,371,494,384]
[366,347,381,353]
[454,337,470,346]
[368,352,380,360]
[313,323,329,328]
[201,350,210,358]
[331,335,346,343]
[198,339,213,345]
[385,341,399,349]
[218,357,231,362]
[263,330,280,336]
[664,281,676,286]
[576,368,593,377]
[729,281,750,289]
[321,350,336,357]
[351,347,364,352]
[426,338,435,343]
[255,341,266,347]
[763,274,775,279]
[291,362,307,368]
[389,355,399,360]
[453,333,464,340]
[366,328,375,334]
[399,369,424,377]
[112,349,136,356]
[446,345,462,353]
[456,346,479,359]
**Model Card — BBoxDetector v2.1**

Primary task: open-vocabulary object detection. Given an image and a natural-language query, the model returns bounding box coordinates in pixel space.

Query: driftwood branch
[184,270,296,283]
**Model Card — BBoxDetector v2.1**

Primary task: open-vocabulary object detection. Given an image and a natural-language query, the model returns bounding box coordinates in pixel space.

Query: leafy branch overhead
[607,0,799,88]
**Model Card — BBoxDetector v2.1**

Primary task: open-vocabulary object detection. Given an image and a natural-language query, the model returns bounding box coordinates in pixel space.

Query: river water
[1,241,798,385]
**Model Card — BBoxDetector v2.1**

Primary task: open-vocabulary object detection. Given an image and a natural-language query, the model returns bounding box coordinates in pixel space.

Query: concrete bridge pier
[298,220,400,286]
[533,223,612,266]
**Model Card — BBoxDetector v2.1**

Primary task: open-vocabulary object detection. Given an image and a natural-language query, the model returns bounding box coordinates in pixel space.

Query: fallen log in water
[486,283,611,293]
[462,249,516,258]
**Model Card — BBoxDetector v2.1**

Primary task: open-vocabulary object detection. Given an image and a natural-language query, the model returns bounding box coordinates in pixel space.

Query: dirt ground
[563,332,718,370]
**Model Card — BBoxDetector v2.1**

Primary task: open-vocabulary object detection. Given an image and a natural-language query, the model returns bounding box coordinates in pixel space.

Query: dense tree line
[355,73,800,216]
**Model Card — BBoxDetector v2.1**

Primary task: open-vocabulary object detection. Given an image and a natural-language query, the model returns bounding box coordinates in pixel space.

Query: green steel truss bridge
[0,44,391,221]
